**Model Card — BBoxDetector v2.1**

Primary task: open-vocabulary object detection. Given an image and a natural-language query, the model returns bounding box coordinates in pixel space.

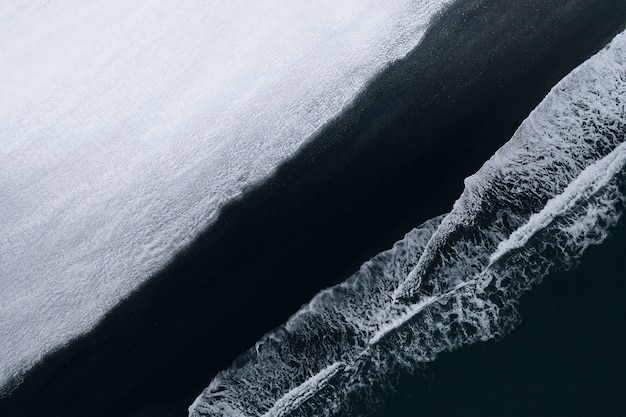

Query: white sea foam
[190,216,445,417]
[0,0,454,392]
[189,30,626,417]
[260,362,346,417]
[393,25,626,304]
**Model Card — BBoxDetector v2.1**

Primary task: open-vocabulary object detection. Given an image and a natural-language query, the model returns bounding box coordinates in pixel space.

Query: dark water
[369,219,626,417]
[2,1,626,416]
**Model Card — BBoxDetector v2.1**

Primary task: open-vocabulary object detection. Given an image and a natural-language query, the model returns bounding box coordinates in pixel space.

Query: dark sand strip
[2,1,626,416]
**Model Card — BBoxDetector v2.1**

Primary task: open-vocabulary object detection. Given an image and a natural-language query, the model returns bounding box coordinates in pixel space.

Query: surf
[189,29,626,417]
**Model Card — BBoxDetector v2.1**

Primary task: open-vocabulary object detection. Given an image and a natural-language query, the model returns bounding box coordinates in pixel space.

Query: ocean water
[369,219,626,416]
[189,28,626,417]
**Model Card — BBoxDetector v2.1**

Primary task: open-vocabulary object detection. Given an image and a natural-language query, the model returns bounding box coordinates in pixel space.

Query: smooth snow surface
[189,30,626,417]
[0,0,453,392]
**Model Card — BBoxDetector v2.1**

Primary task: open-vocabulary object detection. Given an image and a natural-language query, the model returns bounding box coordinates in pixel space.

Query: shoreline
[3,1,626,416]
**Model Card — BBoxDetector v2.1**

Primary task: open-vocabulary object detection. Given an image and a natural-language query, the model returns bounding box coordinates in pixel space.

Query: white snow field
[0,0,453,392]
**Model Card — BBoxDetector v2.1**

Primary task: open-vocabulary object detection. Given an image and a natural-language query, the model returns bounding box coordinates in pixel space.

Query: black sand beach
[2,1,626,416]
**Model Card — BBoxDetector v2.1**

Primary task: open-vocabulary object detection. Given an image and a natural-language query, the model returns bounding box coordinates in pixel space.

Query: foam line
[394,28,626,304]
[490,141,626,263]
[189,216,444,416]
[189,29,626,417]
[261,362,346,417]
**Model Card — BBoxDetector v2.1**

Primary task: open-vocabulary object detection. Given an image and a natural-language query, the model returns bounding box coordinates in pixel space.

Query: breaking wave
[189,30,626,417]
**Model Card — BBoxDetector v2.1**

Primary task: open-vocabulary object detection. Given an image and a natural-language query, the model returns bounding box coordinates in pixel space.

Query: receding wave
[189,30,626,417]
